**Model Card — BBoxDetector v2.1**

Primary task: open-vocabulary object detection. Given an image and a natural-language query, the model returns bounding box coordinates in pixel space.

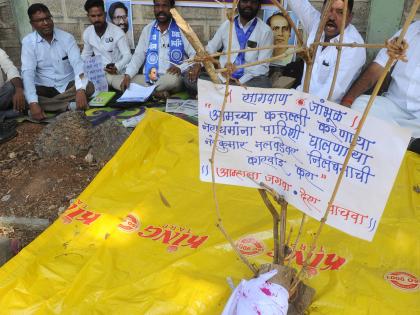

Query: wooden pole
[290,0,420,294]
[327,0,348,100]
[170,8,220,84]
[207,0,258,275]
[259,189,281,264]
[313,42,386,49]
[303,0,334,92]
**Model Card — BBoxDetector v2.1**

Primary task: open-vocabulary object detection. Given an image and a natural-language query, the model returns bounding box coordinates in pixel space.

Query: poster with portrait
[105,0,135,49]
[263,9,299,67]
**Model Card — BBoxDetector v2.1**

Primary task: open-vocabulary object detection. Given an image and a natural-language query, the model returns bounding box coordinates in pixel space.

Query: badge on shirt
[247,40,257,48]
[105,37,114,43]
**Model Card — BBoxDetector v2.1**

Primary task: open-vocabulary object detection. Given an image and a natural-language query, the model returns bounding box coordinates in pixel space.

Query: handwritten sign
[198,79,411,241]
[84,55,108,95]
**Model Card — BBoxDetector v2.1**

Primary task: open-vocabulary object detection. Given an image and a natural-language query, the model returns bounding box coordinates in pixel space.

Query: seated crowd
[0,0,418,152]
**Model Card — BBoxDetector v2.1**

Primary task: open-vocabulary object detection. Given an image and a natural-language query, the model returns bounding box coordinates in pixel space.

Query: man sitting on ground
[82,0,131,88]
[186,0,273,94]
[119,0,196,98]
[0,48,25,142]
[288,0,366,102]
[341,21,420,153]
[21,3,93,121]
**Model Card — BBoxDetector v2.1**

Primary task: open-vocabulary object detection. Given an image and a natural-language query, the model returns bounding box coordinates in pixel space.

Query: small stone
[48,205,56,210]
[70,155,76,159]
[8,152,16,159]
[1,195,11,202]
[84,152,94,164]
[58,206,66,215]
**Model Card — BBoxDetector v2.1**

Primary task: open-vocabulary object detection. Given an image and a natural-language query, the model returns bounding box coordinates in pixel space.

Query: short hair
[266,12,291,30]
[323,0,354,13]
[108,1,128,19]
[84,0,105,13]
[153,0,176,8]
[27,3,50,20]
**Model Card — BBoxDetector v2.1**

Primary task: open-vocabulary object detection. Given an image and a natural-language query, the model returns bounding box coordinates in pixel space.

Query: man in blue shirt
[21,3,94,121]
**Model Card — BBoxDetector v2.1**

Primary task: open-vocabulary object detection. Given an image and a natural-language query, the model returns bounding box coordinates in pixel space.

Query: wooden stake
[290,0,420,293]
[313,42,386,49]
[207,0,258,275]
[303,0,333,92]
[327,0,348,100]
[259,189,281,264]
[170,8,220,84]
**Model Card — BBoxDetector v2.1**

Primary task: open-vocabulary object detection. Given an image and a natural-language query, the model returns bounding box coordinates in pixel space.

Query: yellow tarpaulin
[0,110,419,314]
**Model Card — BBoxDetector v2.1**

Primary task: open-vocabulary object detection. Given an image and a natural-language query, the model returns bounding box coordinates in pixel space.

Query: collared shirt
[21,28,86,104]
[288,0,366,102]
[206,16,273,84]
[0,48,20,88]
[125,20,196,78]
[375,21,420,116]
[81,23,131,73]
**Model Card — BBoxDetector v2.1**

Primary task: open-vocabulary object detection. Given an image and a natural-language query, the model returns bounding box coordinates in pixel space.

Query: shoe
[0,121,17,144]
[408,138,420,154]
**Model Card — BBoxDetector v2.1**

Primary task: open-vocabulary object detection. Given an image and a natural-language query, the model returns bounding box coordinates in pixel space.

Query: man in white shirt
[288,0,366,103]
[0,49,25,118]
[82,0,131,88]
[0,48,25,143]
[21,3,93,121]
[341,21,420,153]
[118,0,196,98]
[185,0,273,95]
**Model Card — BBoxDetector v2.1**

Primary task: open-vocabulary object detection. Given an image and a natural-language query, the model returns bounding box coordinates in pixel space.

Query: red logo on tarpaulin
[236,237,266,257]
[118,213,141,233]
[385,271,419,291]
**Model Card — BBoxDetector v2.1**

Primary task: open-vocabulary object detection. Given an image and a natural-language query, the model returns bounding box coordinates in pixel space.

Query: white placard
[198,79,411,241]
[84,55,108,95]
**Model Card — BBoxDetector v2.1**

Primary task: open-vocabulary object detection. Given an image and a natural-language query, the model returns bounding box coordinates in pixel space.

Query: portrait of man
[266,12,296,66]
[106,0,135,48]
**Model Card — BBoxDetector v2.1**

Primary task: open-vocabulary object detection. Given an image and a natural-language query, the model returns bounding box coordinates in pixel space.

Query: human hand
[29,102,46,121]
[167,65,181,76]
[104,63,118,75]
[187,63,201,82]
[120,74,131,91]
[75,89,88,110]
[386,37,408,62]
[12,87,26,112]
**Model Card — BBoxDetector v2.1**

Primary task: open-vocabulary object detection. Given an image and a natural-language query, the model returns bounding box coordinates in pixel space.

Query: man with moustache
[108,1,134,49]
[341,22,420,153]
[119,0,196,98]
[82,0,131,86]
[288,0,366,102]
[184,0,273,96]
[21,3,93,121]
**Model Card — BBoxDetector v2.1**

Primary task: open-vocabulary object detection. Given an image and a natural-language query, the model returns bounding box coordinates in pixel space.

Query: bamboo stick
[290,0,420,294]
[185,44,298,63]
[313,42,386,49]
[208,0,258,275]
[279,198,287,265]
[259,189,281,265]
[327,0,348,100]
[170,8,220,84]
[215,47,305,73]
[303,0,333,92]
